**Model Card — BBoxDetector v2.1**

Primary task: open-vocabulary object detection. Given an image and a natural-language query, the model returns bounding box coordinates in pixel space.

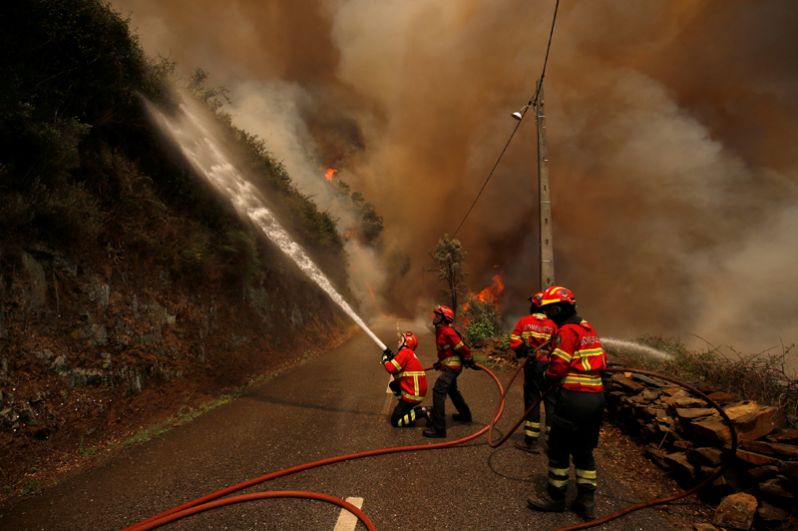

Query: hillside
[0,0,357,499]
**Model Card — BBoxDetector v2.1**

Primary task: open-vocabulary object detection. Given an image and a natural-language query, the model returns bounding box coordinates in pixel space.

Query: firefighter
[422,305,476,438]
[381,331,430,427]
[509,291,558,452]
[526,286,607,521]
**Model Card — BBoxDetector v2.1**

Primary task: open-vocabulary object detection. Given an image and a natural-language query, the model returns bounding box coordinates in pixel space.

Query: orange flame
[461,274,505,319]
[324,167,338,181]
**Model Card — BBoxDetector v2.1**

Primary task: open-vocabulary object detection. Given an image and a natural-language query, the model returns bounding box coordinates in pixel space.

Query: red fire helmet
[528,291,544,308]
[538,286,576,307]
[433,305,455,323]
[398,331,419,351]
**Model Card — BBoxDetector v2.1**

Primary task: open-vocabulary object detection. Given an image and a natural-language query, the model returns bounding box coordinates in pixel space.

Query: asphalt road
[0,320,702,530]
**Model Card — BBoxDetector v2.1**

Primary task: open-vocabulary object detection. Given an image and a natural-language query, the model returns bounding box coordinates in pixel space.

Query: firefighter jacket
[545,319,607,393]
[509,313,557,362]
[384,346,427,404]
[435,325,472,371]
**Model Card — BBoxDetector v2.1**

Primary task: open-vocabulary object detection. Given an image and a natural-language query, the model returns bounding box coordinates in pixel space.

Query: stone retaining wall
[605,372,797,529]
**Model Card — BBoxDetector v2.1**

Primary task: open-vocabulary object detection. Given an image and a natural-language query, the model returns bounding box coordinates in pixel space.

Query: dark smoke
[112,0,798,354]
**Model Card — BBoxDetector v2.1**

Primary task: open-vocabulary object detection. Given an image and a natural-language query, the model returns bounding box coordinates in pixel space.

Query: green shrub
[464,300,502,346]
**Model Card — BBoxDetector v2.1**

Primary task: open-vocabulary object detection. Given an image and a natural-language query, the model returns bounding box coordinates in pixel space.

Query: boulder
[756,501,789,524]
[610,374,644,393]
[740,440,798,460]
[687,447,723,467]
[766,428,798,445]
[676,408,716,421]
[691,402,783,445]
[725,402,783,441]
[758,476,794,502]
[664,451,696,483]
[735,449,777,467]
[746,465,780,481]
[712,492,757,530]
[645,445,669,469]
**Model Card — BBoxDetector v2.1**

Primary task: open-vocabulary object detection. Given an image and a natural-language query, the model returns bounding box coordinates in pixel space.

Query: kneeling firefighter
[381,331,430,427]
[527,286,607,521]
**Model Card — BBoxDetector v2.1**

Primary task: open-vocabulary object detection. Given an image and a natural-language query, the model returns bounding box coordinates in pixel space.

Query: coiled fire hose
[124,362,737,530]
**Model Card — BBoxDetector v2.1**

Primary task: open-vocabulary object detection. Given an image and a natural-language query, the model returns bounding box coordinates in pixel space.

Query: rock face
[713,492,758,530]
[605,371,798,529]
[0,246,352,497]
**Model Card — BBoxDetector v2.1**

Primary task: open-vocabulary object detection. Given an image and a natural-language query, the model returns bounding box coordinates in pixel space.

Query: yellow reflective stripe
[525,429,540,437]
[453,341,465,350]
[441,357,461,367]
[522,331,552,340]
[525,421,541,428]
[563,374,602,386]
[549,478,569,488]
[401,390,424,402]
[401,371,426,376]
[551,348,572,363]
[578,348,604,356]
[575,469,597,479]
[510,333,522,341]
[549,467,569,477]
[390,359,402,371]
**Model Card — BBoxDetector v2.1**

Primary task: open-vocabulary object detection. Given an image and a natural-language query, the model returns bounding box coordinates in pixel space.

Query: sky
[111,0,798,356]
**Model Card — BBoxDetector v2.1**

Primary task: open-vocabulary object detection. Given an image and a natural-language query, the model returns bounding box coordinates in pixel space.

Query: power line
[452,0,560,238]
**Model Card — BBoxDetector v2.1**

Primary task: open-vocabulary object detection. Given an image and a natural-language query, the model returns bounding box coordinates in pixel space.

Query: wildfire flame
[324,167,338,181]
[461,273,505,319]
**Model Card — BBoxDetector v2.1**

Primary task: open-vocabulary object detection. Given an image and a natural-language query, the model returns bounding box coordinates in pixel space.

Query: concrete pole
[536,81,555,289]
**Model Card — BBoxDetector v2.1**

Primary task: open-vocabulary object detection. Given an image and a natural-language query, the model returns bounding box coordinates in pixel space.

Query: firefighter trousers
[546,389,604,493]
[523,361,555,439]
[390,400,425,427]
[430,367,471,432]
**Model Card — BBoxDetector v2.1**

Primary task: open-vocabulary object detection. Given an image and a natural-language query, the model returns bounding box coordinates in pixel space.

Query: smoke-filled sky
[112,0,798,355]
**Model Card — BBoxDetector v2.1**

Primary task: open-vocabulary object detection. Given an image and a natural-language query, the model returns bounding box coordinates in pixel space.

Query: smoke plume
[112,0,798,354]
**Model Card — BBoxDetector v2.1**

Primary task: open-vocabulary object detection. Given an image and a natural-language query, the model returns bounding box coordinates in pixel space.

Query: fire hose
[124,362,737,530]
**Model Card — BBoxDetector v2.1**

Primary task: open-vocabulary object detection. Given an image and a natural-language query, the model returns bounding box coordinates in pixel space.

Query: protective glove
[462,357,478,370]
[432,361,442,370]
[381,347,394,364]
[514,343,530,359]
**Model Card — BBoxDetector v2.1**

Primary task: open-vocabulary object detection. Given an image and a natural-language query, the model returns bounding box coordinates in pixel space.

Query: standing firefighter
[527,286,607,521]
[422,305,476,438]
[382,331,430,427]
[510,291,558,452]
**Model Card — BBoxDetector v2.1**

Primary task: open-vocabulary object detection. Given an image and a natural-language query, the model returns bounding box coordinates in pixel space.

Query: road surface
[0,320,706,530]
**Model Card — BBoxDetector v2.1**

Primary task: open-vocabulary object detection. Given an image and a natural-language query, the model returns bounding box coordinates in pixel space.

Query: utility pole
[535,80,555,289]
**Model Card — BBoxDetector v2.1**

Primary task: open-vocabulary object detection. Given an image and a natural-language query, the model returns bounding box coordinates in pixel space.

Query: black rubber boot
[572,488,596,520]
[514,436,540,453]
[452,411,472,422]
[422,428,446,438]
[527,487,566,513]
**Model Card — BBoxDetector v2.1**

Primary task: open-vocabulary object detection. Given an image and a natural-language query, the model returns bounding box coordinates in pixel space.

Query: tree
[431,234,466,314]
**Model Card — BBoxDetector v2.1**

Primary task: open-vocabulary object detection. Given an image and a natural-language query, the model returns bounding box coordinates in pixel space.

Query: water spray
[146,94,386,352]
[601,337,673,360]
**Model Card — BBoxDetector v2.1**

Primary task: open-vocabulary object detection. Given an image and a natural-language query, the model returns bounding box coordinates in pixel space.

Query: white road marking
[333,496,364,531]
